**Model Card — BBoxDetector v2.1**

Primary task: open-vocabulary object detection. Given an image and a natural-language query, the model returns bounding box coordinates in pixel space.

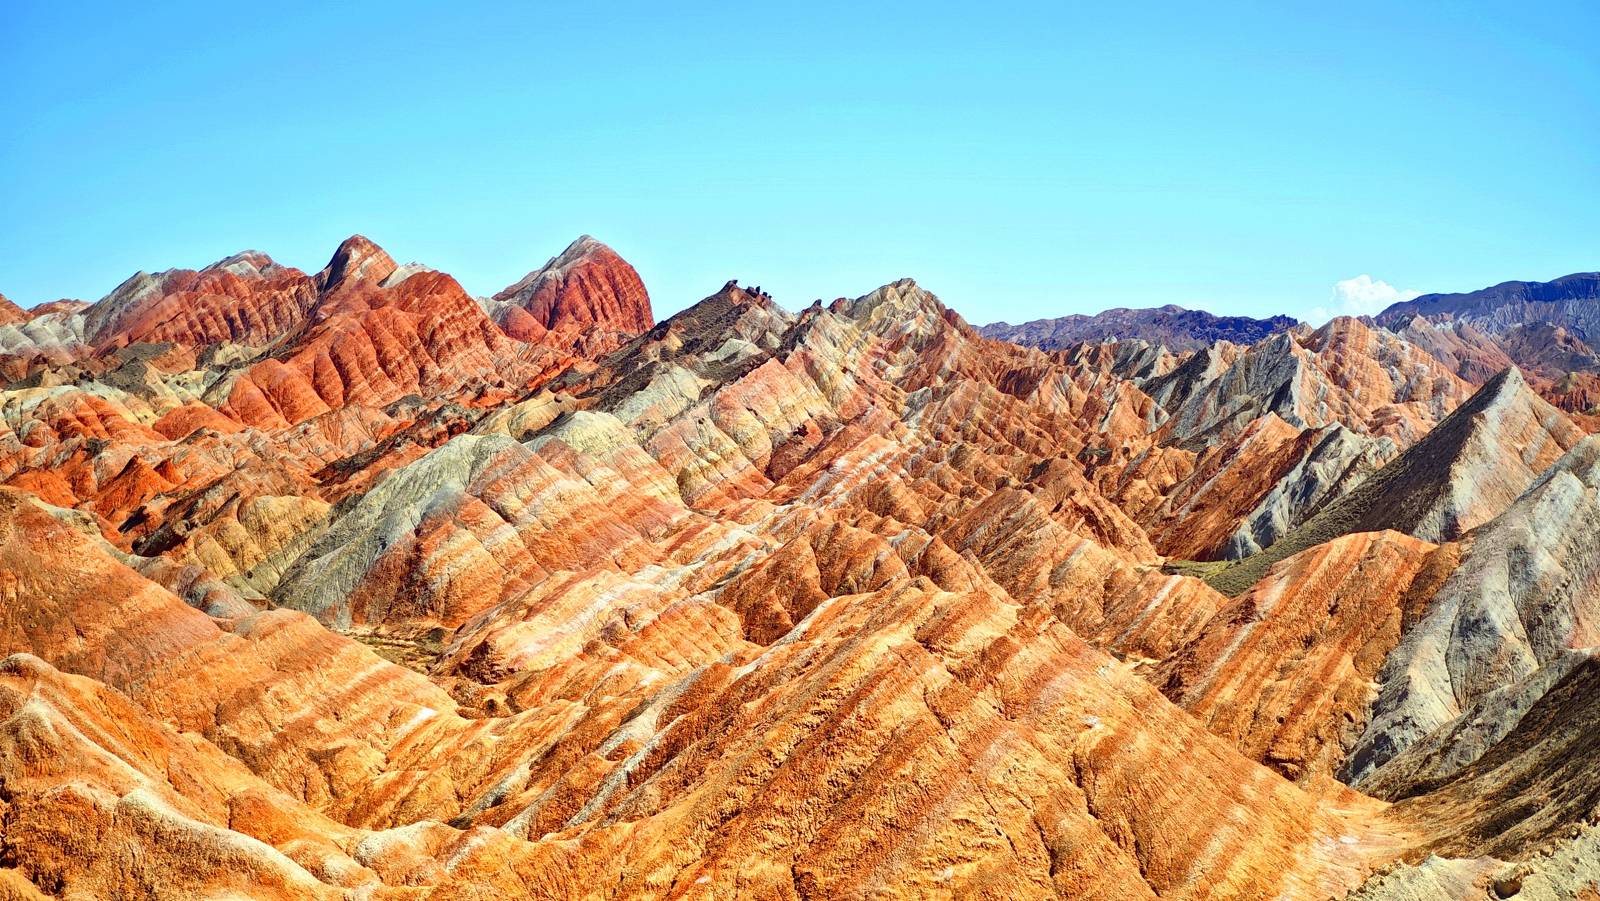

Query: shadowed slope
[1207,367,1581,595]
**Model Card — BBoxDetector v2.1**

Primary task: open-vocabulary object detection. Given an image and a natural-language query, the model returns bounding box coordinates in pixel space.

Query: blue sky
[2,1,1596,325]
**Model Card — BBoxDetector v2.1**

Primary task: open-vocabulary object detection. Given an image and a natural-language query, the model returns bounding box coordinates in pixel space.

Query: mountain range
[979,304,1298,351]
[0,241,1597,900]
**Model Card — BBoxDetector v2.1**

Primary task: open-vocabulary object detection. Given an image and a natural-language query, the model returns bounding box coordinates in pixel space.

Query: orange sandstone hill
[0,240,1596,900]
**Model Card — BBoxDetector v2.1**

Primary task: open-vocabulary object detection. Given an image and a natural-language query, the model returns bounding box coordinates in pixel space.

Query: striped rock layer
[0,245,1595,899]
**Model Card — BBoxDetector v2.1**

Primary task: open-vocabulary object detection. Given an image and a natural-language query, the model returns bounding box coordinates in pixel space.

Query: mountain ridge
[0,241,1597,899]
[981,303,1298,352]
[1375,271,1600,335]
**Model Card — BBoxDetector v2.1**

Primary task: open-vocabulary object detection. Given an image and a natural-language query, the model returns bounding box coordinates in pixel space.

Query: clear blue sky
[2,1,1596,325]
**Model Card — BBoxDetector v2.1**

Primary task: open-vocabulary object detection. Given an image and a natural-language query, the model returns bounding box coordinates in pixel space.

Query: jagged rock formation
[982,304,1296,352]
[1391,315,1519,385]
[1067,317,1476,564]
[83,250,316,349]
[1344,656,1600,900]
[0,242,1597,899]
[1341,434,1600,795]
[0,294,28,327]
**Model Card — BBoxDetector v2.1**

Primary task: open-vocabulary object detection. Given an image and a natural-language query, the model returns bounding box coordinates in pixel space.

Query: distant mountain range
[975,273,1600,416]
[979,304,1298,351]
[1371,271,1600,414]
[1375,271,1600,336]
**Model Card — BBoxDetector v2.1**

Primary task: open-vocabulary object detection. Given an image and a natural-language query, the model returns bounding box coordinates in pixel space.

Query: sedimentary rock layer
[1,241,1597,899]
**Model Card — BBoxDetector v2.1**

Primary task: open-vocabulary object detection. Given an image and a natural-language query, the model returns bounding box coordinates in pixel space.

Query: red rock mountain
[0,243,1596,899]
[83,249,317,349]
[0,293,29,327]
[483,235,654,352]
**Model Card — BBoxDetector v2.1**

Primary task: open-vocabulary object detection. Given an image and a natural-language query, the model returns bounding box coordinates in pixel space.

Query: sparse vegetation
[1161,558,1232,580]
[346,632,445,674]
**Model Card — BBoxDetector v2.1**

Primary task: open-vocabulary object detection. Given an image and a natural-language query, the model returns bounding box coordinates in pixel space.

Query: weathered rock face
[1338,654,1600,898]
[1222,422,1389,559]
[1383,652,1600,858]
[1392,315,1518,385]
[982,304,1297,352]
[0,294,28,327]
[1156,530,1456,789]
[1380,271,1600,417]
[0,301,88,367]
[3,243,1599,899]
[1496,322,1600,380]
[0,486,1406,901]
[1349,817,1600,901]
[1135,317,1470,449]
[0,653,354,900]
[83,251,319,350]
[1342,434,1600,795]
[1136,414,1373,562]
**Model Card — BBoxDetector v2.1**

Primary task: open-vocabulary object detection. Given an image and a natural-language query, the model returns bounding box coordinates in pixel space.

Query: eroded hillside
[0,241,1595,900]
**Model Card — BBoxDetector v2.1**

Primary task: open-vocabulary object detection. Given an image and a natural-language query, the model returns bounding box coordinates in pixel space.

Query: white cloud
[1305,275,1421,326]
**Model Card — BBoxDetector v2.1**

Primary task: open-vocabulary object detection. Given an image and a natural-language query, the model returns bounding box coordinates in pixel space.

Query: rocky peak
[1392,315,1517,384]
[200,250,284,281]
[831,278,933,320]
[9,237,1600,899]
[1375,270,1600,334]
[314,234,398,295]
[0,292,29,327]
[1345,430,1600,799]
[77,246,324,350]
[721,278,776,306]
[485,235,653,344]
[1207,364,1583,594]
[650,278,794,348]
[378,261,434,288]
[27,299,88,317]
[829,279,969,346]
[82,269,187,345]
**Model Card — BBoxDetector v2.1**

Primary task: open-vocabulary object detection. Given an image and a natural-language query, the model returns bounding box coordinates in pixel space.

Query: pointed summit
[315,235,398,295]
[485,236,652,347]
[0,292,28,327]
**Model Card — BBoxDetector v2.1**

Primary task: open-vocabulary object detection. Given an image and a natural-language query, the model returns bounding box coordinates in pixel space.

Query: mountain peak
[491,235,618,303]
[0,292,28,327]
[1375,270,1600,334]
[9,236,1600,899]
[484,236,652,347]
[1208,363,1582,595]
[316,235,398,294]
[201,250,285,281]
